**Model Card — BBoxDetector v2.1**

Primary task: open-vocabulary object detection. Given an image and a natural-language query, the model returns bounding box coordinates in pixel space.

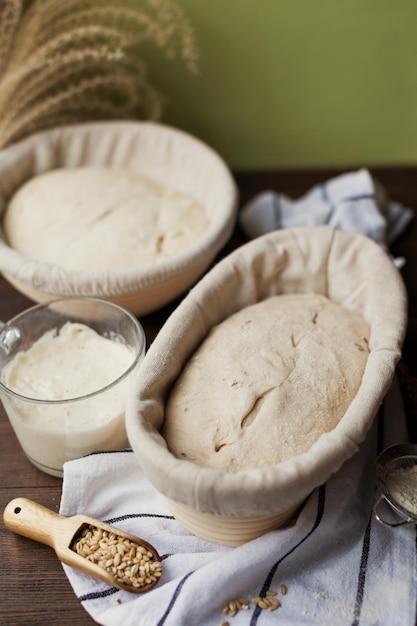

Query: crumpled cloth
[60,377,416,626]
[239,168,413,267]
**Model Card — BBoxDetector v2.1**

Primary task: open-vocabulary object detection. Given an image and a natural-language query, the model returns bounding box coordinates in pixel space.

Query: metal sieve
[374,443,417,527]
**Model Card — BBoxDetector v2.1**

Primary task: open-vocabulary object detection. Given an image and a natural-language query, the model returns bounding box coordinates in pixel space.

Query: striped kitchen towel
[60,377,416,626]
[239,169,413,268]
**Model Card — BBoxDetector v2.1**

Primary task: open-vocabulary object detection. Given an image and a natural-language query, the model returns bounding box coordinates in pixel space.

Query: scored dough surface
[3,166,209,271]
[162,293,370,472]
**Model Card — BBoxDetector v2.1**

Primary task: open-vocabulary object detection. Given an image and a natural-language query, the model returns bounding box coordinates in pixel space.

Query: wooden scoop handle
[3,497,162,593]
[3,497,81,549]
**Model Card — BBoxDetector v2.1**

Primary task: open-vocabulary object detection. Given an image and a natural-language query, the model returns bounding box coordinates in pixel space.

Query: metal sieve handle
[373,493,410,527]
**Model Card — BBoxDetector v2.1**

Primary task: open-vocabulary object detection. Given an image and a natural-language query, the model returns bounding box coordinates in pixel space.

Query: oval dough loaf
[3,167,209,271]
[162,293,370,472]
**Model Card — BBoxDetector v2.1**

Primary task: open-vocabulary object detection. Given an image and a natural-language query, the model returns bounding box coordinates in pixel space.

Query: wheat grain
[0,0,198,149]
[72,523,162,590]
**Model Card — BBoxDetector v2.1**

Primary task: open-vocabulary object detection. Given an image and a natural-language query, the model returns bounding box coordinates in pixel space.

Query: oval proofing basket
[126,226,408,545]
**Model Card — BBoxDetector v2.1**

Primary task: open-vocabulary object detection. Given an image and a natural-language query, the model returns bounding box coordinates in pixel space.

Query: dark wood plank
[0,487,94,624]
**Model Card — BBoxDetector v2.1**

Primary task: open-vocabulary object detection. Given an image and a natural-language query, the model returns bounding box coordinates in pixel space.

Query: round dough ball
[3,167,209,271]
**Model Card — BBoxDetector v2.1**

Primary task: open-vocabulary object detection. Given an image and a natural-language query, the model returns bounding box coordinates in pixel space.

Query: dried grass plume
[0,0,198,149]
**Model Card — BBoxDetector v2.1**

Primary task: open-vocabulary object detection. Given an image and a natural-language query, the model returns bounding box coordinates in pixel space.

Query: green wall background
[143,0,417,171]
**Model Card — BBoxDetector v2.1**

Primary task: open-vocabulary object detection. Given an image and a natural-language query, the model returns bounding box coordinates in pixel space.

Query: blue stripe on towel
[105,512,175,524]
[351,513,373,626]
[250,484,327,626]
[79,586,119,602]
[342,193,375,202]
[351,402,384,625]
[156,571,195,626]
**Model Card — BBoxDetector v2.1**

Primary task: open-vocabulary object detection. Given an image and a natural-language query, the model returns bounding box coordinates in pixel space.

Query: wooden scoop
[3,497,162,593]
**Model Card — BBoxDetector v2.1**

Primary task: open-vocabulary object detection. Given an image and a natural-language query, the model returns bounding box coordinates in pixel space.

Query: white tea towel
[60,377,416,626]
[239,169,413,267]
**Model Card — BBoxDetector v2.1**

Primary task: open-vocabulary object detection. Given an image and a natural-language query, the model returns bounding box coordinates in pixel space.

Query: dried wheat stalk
[0,0,198,149]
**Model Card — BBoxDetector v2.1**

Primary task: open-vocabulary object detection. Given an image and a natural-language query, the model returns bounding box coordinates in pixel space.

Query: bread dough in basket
[163,293,370,472]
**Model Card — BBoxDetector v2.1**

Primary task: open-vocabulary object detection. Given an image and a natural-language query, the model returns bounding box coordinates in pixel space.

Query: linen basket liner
[0,120,237,296]
[125,225,408,517]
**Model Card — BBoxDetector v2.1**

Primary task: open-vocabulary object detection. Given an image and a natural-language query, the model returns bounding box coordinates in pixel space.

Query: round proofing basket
[0,121,238,316]
[126,226,408,545]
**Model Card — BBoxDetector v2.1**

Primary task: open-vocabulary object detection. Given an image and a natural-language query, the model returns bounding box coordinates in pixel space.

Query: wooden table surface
[1,167,416,625]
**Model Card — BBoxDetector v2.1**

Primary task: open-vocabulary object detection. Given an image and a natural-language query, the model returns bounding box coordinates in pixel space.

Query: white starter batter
[2,322,137,474]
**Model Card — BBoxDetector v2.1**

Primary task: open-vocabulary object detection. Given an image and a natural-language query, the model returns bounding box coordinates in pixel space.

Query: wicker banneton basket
[0,121,238,316]
[126,226,408,546]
